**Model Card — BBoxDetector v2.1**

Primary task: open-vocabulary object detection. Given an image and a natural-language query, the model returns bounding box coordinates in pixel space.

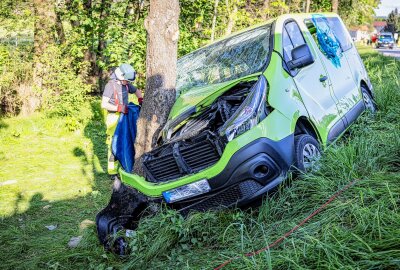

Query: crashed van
[96,13,376,251]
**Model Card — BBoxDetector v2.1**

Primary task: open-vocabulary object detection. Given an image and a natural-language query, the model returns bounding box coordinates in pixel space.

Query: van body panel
[118,13,372,198]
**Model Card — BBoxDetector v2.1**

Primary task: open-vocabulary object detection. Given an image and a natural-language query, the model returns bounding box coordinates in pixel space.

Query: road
[376,47,400,59]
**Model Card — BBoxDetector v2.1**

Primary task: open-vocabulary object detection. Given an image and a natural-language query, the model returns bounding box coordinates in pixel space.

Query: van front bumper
[119,134,294,200]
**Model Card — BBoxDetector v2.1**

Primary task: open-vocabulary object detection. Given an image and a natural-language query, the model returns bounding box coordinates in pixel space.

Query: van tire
[361,86,377,113]
[294,134,321,172]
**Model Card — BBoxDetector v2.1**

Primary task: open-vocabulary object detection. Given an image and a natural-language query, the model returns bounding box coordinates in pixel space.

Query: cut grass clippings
[0,46,399,269]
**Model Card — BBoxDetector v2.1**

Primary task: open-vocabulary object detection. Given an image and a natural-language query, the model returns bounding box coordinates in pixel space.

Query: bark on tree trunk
[133,0,180,176]
[331,0,339,13]
[211,0,219,41]
[306,0,311,13]
[55,11,65,44]
[33,0,57,113]
[225,0,238,36]
[261,0,269,20]
[95,0,111,94]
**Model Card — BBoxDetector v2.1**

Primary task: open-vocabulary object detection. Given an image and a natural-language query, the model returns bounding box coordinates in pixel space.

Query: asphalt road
[376,47,400,59]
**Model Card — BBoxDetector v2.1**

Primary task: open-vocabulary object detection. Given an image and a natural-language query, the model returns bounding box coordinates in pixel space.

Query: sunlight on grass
[0,113,103,217]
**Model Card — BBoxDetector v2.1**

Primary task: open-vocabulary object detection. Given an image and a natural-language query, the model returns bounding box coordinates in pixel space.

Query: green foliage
[339,0,380,26]
[0,44,32,115]
[34,45,90,120]
[385,8,400,33]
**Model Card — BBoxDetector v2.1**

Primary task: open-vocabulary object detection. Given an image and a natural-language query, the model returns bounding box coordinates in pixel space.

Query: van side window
[327,17,352,51]
[305,17,352,53]
[282,21,306,62]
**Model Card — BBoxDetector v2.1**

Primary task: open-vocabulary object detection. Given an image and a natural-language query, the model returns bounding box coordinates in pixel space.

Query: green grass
[0,46,399,269]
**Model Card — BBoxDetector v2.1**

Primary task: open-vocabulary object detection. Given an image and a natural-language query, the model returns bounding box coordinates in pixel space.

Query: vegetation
[385,8,400,34]
[0,46,398,269]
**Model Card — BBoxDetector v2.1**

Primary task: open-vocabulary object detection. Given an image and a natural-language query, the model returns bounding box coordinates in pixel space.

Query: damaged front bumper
[119,132,294,204]
[96,133,294,249]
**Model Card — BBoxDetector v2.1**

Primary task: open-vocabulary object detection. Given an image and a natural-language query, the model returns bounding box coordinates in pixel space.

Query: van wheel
[361,87,376,113]
[294,134,321,172]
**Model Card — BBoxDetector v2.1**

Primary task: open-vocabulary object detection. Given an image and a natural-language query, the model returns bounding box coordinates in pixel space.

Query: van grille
[143,132,223,183]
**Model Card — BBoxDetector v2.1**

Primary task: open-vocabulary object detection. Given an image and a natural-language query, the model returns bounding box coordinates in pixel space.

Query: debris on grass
[79,219,95,232]
[0,180,17,186]
[68,236,82,248]
[45,225,57,231]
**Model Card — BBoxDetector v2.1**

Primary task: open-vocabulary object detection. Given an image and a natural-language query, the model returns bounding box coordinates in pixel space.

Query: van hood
[169,73,261,121]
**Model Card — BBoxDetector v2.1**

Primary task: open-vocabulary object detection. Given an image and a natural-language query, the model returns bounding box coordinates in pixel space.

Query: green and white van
[97,13,375,249]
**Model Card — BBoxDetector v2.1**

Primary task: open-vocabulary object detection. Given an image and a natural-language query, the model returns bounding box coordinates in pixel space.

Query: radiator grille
[143,134,222,183]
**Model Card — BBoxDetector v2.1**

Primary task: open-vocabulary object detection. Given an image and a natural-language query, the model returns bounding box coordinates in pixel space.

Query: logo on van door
[311,14,342,68]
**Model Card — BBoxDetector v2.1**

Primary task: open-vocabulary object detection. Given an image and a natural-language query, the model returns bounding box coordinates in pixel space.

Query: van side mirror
[287,44,314,70]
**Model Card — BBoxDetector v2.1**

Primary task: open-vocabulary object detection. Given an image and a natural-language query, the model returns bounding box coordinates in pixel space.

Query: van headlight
[219,75,267,141]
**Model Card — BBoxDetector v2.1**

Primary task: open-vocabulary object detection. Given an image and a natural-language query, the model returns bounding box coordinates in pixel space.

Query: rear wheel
[294,134,321,172]
[361,86,377,113]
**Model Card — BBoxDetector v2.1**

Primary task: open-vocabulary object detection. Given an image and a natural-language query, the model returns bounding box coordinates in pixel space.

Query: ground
[0,46,399,269]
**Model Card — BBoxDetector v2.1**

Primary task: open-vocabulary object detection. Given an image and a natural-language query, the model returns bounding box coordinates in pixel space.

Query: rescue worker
[101,63,143,175]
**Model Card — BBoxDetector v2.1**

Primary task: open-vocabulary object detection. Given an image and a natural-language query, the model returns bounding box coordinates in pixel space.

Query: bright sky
[374,0,400,17]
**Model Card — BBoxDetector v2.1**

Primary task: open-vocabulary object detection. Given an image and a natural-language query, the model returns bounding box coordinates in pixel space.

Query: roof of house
[373,21,387,27]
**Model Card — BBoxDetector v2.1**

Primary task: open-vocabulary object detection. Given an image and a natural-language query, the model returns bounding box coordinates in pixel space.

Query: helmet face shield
[115,63,136,82]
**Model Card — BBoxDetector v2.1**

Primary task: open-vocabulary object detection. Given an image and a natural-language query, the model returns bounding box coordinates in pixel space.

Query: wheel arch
[360,79,374,98]
[294,116,321,142]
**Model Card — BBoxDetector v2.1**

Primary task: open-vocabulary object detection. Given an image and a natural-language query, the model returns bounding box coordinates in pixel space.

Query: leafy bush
[36,45,91,119]
[0,44,32,115]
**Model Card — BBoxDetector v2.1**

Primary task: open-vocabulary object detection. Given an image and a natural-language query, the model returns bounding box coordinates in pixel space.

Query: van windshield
[176,24,272,94]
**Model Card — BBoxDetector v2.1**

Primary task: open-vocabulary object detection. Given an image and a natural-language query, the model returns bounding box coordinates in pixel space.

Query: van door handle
[319,75,328,82]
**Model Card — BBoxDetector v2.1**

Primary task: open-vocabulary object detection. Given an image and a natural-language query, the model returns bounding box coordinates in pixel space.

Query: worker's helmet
[114,63,136,82]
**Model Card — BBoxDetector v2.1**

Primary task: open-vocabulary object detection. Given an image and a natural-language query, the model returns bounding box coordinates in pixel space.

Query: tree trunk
[95,0,111,94]
[33,0,57,113]
[331,0,339,13]
[55,11,65,44]
[211,0,219,41]
[261,0,269,20]
[306,0,311,13]
[225,0,238,36]
[133,0,180,175]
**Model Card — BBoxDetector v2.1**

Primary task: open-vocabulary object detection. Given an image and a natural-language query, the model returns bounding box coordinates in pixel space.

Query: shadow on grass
[83,101,108,177]
[0,190,119,269]
[0,117,9,129]
[0,100,117,268]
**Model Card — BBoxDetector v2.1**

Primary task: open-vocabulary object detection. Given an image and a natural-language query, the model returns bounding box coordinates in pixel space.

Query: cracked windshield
[176,24,272,94]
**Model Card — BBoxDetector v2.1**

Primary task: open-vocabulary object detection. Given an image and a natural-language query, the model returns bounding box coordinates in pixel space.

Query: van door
[282,20,345,143]
[304,16,362,128]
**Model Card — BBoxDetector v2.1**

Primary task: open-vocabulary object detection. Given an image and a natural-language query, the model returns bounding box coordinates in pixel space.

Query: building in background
[373,21,388,33]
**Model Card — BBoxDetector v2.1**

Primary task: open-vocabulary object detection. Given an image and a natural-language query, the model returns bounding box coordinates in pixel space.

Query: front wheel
[361,87,377,113]
[294,134,321,172]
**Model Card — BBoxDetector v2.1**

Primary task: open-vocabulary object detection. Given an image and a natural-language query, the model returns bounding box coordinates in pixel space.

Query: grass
[0,46,399,269]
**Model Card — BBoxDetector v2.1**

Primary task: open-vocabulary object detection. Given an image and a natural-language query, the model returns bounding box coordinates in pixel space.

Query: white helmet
[114,63,136,82]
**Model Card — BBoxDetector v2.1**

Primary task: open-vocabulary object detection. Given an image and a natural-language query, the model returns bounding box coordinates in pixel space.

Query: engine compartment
[141,80,259,182]
[169,81,255,143]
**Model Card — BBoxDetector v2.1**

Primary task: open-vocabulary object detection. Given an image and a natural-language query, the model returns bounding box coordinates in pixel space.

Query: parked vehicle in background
[376,32,394,49]
[96,12,376,253]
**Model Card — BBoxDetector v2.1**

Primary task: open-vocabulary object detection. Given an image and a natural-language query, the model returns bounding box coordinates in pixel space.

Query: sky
[374,0,400,17]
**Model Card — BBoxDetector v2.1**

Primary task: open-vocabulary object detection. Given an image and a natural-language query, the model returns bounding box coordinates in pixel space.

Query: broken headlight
[219,75,267,141]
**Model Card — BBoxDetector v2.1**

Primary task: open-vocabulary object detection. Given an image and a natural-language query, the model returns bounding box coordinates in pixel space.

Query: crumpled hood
[168,74,260,121]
